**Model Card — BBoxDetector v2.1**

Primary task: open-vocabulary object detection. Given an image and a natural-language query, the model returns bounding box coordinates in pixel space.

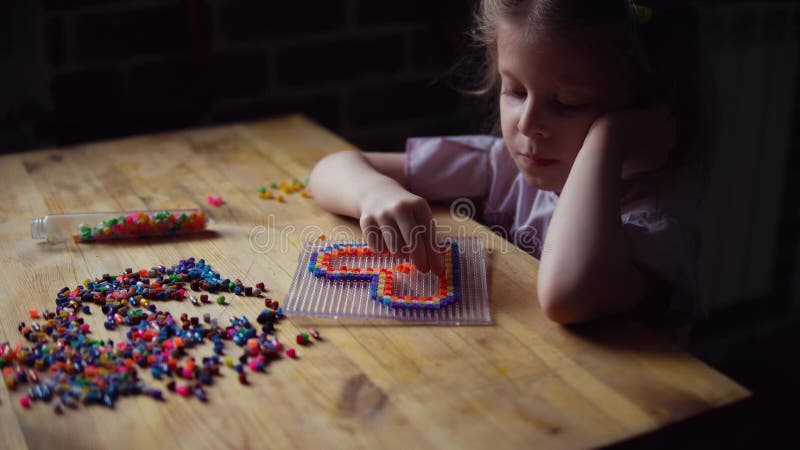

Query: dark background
[0,0,485,151]
[1,1,799,448]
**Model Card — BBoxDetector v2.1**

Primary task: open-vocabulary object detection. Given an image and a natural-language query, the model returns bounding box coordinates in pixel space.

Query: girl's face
[498,22,634,192]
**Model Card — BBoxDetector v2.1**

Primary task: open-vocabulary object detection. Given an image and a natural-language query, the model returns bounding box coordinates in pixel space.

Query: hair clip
[632,4,653,25]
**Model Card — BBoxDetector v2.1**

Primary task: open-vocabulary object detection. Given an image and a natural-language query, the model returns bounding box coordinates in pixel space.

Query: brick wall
[16,0,485,151]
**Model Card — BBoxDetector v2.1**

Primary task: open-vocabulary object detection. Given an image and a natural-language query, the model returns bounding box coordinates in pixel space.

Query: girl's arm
[309,151,444,274]
[309,151,405,218]
[537,106,673,324]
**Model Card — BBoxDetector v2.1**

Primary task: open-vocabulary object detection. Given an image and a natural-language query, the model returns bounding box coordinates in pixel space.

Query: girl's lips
[520,153,556,168]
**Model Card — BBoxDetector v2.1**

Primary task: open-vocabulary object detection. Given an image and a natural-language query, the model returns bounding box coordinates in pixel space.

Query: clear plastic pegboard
[284,237,491,325]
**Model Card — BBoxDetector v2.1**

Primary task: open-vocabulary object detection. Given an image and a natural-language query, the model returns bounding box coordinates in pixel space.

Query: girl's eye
[553,99,588,111]
[501,88,526,99]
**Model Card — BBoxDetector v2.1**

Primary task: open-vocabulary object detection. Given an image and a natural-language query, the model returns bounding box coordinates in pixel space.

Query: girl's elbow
[536,279,595,325]
[309,152,351,196]
[309,152,341,187]
[537,278,642,325]
[539,298,587,325]
[308,157,324,190]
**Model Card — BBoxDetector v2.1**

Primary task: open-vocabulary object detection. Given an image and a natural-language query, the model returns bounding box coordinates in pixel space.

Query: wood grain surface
[0,115,749,450]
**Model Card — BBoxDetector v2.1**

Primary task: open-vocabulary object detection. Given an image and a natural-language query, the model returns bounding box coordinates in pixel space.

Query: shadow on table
[562,315,685,357]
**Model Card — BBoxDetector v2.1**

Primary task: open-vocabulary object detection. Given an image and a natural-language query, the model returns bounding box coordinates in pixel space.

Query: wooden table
[0,115,749,450]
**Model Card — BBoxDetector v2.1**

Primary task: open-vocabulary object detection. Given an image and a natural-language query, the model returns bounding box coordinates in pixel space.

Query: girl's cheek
[499,107,518,130]
[500,99,526,122]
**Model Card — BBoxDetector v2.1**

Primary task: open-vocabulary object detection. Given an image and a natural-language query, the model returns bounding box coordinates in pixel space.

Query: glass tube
[31,209,209,243]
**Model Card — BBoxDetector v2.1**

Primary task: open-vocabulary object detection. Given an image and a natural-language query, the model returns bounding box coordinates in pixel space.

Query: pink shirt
[405,135,705,320]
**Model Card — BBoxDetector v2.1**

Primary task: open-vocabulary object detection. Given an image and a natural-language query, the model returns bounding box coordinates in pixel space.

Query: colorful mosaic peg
[395,262,416,274]
[296,333,310,345]
[307,242,461,310]
[73,210,207,242]
[206,196,224,207]
[258,177,311,201]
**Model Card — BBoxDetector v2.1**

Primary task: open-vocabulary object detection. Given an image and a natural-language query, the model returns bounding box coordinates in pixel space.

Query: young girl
[309,0,705,326]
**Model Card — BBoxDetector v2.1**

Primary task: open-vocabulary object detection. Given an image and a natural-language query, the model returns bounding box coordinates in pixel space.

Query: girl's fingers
[360,216,382,253]
[361,196,442,274]
[395,208,429,272]
[376,215,400,255]
[414,206,443,275]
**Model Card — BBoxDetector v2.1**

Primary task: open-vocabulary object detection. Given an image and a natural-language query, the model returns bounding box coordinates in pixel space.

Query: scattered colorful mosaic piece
[296,333,310,345]
[0,257,302,413]
[307,242,461,310]
[74,210,207,242]
[395,262,416,274]
[206,195,224,207]
[258,177,311,201]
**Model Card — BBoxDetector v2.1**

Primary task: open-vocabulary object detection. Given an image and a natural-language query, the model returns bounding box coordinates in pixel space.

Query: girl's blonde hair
[468,0,705,168]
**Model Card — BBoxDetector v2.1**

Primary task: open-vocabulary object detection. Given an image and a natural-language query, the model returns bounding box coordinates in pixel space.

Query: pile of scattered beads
[1,257,319,413]
[74,210,207,242]
[206,196,224,207]
[258,177,311,203]
[308,242,461,310]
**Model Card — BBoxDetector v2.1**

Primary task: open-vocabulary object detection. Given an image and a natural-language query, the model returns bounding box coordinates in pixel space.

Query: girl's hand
[587,104,676,180]
[358,184,444,275]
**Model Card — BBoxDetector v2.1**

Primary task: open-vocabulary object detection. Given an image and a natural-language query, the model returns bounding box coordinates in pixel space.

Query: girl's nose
[518,97,549,139]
